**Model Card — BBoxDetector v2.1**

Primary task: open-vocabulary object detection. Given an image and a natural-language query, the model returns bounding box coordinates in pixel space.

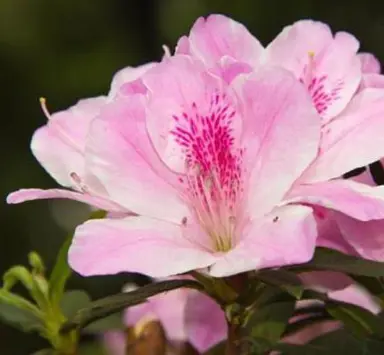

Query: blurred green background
[1,0,384,353]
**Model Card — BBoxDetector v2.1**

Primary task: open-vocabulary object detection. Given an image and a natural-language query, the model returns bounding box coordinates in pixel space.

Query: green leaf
[310,329,384,355]
[271,342,328,355]
[48,235,73,307]
[83,312,124,333]
[326,301,384,338]
[3,265,34,291]
[283,313,332,339]
[49,210,106,306]
[254,270,304,299]
[0,289,43,318]
[274,329,384,354]
[0,303,44,332]
[244,300,296,352]
[32,349,55,355]
[60,290,92,318]
[301,247,384,277]
[61,278,203,333]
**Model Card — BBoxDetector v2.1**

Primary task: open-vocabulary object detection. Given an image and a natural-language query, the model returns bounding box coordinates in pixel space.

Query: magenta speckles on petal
[299,55,343,116]
[171,92,243,251]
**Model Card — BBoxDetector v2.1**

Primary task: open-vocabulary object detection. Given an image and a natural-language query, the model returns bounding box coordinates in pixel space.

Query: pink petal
[185,291,227,353]
[287,179,384,221]
[151,288,189,341]
[143,55,242,173]
[178,14,263,70]
[87,95,189,223]
[358,53,381,74]
[103,331,126,355]
[359,73,384,90]
[68,217,217,278]
[124,301,154,328]
[299,271,353,292]
[109,62,155,98]
[32,96,106,187]
[241,67,320,217]
[330,283,380,314]
[335,213,384,261]
[265,20,334,78]
[301,89,384,182]
[316,212,358,255]
[7,188,125,212]
[265,20,361,121]
[209,205,317,277]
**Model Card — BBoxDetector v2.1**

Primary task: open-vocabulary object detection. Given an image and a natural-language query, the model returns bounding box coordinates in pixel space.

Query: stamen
[172,92,243,253]
[39,97,52,120]
[162,45,171,58]
[70,172,89,193]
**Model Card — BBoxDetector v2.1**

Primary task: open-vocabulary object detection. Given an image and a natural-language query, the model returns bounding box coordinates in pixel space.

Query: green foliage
[61,278,203,333]
[300,247,384,277]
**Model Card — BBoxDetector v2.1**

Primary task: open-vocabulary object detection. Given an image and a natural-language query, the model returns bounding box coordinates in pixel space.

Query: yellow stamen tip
[308,51,315,58]
[39,97,46,104]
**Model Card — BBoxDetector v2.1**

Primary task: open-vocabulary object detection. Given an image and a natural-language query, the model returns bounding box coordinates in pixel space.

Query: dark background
[1,0,384,353]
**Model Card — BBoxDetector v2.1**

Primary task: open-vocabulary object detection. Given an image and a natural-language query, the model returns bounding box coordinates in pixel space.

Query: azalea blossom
[103,282,226,354]
[6,63,154,214]
[8,15,384,278]
[67,54,323,277]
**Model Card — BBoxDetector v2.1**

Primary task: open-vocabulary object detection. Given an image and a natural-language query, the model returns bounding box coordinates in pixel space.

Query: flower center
[171,93,243,252]
[299,52,343,117]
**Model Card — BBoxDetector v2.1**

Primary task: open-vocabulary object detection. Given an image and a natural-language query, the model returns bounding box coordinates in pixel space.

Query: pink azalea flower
[125,288,227,353]
[261,20,384,260]
[7,63,153,214]
[66,49,384,279]
[67,55,324,278]
[103,282,227,354]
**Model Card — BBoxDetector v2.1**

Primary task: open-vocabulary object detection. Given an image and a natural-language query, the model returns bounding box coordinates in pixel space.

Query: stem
[225,321,243,355]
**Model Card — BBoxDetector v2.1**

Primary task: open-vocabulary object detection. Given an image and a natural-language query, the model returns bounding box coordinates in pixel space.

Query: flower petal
[178,14,263,70]
[299,271,353,292]
[68,217,216,278]
[103,331,126,355]
[359,53,381,74]
[335,213,384,261]
[143,55,242,173]
[287,179,384,221]
[151,288,189,341]
[330,283,380,314]
[32,96,106,187]
[185,291,227,353]
[109,63,155,97]
[209,205,317,277]
[301,89,384,182]
[242,67,320,217]
[6,188,125,212]
[265,20,361,121]
[87,95,189,222]
[316,212,358,255]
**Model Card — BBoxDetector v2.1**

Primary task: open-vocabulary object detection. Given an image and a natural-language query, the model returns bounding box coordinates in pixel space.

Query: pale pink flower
[103,282,226,354]
[262,20,384,260]
[125,288,227,353]
[7,64,153,213]
[65,50,384,279]
[67,55,323,278]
